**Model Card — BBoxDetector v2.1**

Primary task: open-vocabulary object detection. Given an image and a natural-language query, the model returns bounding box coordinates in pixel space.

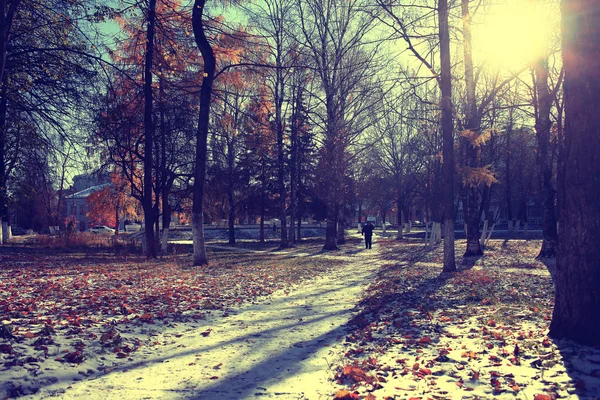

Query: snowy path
[30,244,382,400]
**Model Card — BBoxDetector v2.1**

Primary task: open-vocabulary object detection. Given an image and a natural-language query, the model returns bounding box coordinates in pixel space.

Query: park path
[31,242,384,400]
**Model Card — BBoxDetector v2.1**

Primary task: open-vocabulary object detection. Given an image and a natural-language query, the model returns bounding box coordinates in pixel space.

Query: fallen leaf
[201,329,212,337]
[333,390,359,400]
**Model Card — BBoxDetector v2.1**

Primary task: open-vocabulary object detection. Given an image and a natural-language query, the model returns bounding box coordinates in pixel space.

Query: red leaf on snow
[139,313,154,322]
[0,344,13,354]
[201,329,212,337]
[533,395,553,400]
[418,337,432,345]
[333,390,359,400]
[342,365,372,383]
[64,351,84,363]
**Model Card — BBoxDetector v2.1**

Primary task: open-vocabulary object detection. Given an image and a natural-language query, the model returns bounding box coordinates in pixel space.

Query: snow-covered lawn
[333,239,600,400]
[2,238,599,399]
[0,240,379,399]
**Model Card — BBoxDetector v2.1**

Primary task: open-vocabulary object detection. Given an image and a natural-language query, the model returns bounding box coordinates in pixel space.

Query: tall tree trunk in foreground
[0,78,6,244]
[549,0,600,345]
[274,53,288,249]
[461,0,483,257]
[439,0,456,271]
[534,55,558,258]
[0,1,19,244]
[191,0,215,266]
[143,0,157,258]
[289,88,299,245]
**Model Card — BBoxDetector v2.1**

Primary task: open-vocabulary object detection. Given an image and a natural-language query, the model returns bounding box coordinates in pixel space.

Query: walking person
[362,221,375,249]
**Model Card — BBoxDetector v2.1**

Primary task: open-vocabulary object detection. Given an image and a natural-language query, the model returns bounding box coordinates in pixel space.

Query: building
[65,183,110,231]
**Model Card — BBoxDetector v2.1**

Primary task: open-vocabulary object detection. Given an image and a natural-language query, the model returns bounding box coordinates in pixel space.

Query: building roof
[65,183,110,199]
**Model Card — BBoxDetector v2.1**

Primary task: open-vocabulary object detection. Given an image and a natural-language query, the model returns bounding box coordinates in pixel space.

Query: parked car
[90,225,115,235]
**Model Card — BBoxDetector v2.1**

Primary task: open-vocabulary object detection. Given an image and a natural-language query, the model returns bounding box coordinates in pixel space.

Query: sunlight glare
[473,0,554,70]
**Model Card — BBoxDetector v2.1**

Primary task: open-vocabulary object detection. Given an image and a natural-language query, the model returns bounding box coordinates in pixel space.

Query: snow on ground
[3,237,600,400]
[2,240,384,399]
[332,239,600,400]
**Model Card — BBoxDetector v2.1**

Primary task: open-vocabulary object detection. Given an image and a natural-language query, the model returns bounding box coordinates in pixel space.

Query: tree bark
[142,0,157,258]
[505,114,513,232]
[0,76,6,244]
[259,161,265,243]
[439,0,456,271]
[192,0,215,266]
[323,203,337,250]
[337,205,345,245]
[461,0,483,257]
[161,178,173,254]
[227,135,236,245]
[274,53,288,249]
[549,0,600,345]
[289,87,299,245]
[396,194,403,239]
[534,55,558,258]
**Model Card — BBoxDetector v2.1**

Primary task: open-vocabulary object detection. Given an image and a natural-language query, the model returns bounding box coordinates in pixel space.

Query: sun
[473,0,557,70]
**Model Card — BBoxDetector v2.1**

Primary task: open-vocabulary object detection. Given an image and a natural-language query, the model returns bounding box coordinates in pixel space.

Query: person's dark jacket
[362,223,374,236]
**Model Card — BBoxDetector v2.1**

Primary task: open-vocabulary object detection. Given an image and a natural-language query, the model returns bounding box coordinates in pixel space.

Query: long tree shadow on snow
[24,256,378,398]
[186,323,352,399]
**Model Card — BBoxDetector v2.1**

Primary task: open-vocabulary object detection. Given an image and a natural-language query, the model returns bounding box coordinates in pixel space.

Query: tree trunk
[439,0,456,271]
[227,137,236,245]
[323,204,337,250]
[337,205,345,245]
[161,179,173,255]
[114,202,120,243]
[142,0,157,258]
[396,194,403,240]
[461,0,483,257]
[0,77,6,245]
[549,0,600,345]
[0,0,19,88]
[506,111,513,232]
[534,55,558,258]
[191,0,215,266]
[260,163,265,243]
[274,59,288,249]
[289,88,299,245]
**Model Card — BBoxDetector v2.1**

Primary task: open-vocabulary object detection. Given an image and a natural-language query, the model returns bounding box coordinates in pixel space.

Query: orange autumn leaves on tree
[86,174,138,229]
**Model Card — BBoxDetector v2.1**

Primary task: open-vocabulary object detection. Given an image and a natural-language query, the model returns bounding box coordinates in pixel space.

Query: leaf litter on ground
[0,242,345,398]
[334,239,600,400]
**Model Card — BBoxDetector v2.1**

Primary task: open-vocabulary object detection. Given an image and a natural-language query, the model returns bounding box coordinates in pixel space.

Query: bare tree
[191,0,215,266]
[297,0,385,250]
